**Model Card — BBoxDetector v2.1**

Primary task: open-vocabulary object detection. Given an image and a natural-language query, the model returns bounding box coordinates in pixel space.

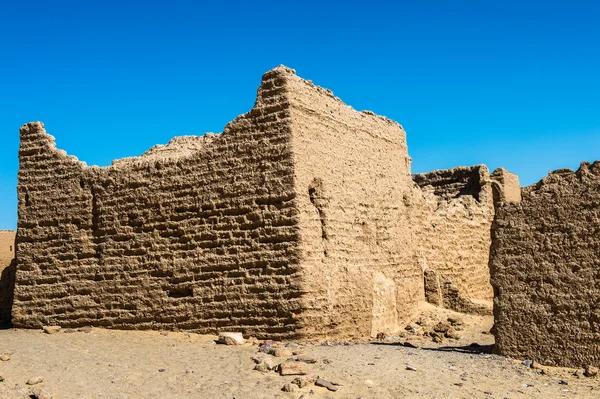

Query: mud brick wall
[13,68,304,338]
[414,166,520,304]
[0,230,16,324]
[285,71,424,340]
[490,161,600,368]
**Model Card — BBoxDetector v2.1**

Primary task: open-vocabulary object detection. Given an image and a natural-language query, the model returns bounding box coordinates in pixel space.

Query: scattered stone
[522,360,533,368]
[0,354,10,362]
[253,362,269,373]
[78,326,93,333]
[263,358,279,371]
[364,379,375,387]
[278,361,307,376]
[296,356,317,364]
[270,347,292,358]
[403,342,419,349]
[160,331,169,336]
[445,328,461,340]
[30,387,53,399]
[218,332,245,346]
[26,376,44,385]
[285,342,300,348]
[291,376,315,388]
[433,322,452,333]
[315,378,339,392]
[281,383,298,392]
[63,329,77,334]
[447,316,463,326]
[42,326,61,335]
[251,355,265,364]
[158,368,166,372]
[584,365,598,377]
[406,365,417,371]
[0,375,4,382]
[559,380,569,385]
[322,359,332,364]
[258,340,273,353]
[431,334,443,343]
[254,357,279,372]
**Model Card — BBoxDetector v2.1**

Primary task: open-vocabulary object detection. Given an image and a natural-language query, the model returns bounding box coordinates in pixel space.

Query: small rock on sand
[291,376,315,388]
[269,347,292,358]
[253,362,269,373]
[258,340,273,353]
[218,332,245,346]
[0,354,10,362]
[281,383,298,392]
[278,361,306,376]
[315,378,339,392]
[26,376,44,385]
[254,357,279,372]
[295,356,317,364]
[30,387,53,399]
[78,326,93,333]
[43,326,61,335]
[584,365,598,377]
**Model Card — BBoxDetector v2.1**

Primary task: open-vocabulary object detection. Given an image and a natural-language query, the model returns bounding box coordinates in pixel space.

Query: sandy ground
[1,308,599,399]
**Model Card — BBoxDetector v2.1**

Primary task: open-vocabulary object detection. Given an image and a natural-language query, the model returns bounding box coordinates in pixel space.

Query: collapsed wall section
[285,68,424,339]
[0,230,16,326]
[414,166,521,314]
[490,161,600,368]
[414,166,495,303]
[13,68,304,338]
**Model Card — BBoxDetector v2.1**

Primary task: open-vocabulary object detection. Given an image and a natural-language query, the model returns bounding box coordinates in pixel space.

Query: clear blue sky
[1,1,599,229]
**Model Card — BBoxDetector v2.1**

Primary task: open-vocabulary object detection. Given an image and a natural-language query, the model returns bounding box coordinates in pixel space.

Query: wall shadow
[0,259,17,329]
[370,341,494,355]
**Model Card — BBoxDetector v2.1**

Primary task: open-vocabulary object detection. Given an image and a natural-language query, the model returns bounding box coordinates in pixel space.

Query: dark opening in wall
[165,286,194,298]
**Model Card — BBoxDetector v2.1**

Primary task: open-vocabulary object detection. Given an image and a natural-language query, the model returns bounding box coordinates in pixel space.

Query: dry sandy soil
[1,306,599,399]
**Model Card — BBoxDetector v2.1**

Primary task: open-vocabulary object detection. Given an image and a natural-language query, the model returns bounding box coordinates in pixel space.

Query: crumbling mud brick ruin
[491,161,600,368]
[414,166,520,315]
[9,66,521,341]
[0,230,16,326]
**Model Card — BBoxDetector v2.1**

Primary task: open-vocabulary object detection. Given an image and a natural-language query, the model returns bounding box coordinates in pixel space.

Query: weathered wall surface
[415,166,496,302]
[414,166,521,313]
[286,70,424,339]
[13,65,522,341]
[490,161,600,367]
[0,230,16,325]
[13,68,304,338]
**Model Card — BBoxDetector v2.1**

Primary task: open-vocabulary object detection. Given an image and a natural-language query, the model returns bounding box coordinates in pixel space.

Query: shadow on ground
[371,341,494,354]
